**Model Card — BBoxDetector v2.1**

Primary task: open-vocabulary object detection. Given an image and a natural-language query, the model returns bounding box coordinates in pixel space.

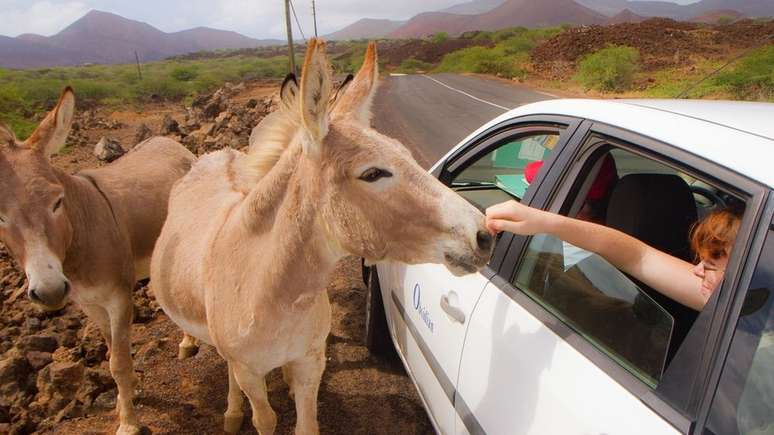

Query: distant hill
[690,9,745,23]
[607,9,648,24]
[324,18,406,40]
[389,0,607,38]
[439,0,506,15]
[0,10,282,69]
[578,0,773,18]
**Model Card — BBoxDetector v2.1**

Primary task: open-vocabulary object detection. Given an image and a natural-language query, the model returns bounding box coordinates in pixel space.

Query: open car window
[451,133,560,211]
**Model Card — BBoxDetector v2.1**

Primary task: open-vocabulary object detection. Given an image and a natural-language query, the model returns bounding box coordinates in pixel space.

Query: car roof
[438,99,774,188]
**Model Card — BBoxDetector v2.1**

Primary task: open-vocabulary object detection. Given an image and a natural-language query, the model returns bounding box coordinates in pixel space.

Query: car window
[706,226,774,435]
[510,143,746,387]
[451,133,559,211]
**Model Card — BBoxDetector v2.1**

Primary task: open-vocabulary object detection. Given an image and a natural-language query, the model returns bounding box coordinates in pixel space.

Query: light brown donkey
[151,39,493,434]
[0,88,195,435]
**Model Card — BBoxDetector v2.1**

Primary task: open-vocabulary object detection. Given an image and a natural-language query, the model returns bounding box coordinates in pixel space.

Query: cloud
[0,1,90,36]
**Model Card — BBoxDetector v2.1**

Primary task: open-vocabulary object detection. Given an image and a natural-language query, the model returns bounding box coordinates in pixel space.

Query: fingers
[485,200,520,220]
[486,218,524,235]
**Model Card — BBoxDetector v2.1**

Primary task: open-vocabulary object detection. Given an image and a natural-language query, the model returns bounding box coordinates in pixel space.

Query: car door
[455,125,769,434]
[385,117,581,433]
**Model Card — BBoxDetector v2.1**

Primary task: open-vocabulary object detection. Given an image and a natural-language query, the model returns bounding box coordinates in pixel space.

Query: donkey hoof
[116,423,143,435]
[178,344,199,360]
[224,412,244,434]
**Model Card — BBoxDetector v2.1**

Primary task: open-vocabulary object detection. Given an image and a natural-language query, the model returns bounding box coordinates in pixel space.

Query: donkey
[150,39,493,434]
[0,88,195,435]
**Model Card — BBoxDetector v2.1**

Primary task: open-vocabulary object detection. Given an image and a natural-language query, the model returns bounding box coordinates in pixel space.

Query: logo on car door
[413,283,435,333]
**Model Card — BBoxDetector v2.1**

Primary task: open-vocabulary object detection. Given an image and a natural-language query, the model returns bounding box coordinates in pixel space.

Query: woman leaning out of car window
[485,200,741,311]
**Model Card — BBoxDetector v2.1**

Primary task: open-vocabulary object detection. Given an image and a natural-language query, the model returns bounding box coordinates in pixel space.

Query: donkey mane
[243,111,300,181]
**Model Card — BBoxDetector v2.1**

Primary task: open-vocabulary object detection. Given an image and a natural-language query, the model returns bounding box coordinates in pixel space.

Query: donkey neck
[54,167,131,286]
[224,142,345,305]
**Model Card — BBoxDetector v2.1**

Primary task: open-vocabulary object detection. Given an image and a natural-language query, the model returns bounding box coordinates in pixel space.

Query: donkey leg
[177,333,199,360]
[223,361,245,434]
[287,346,326,435]
[282,364,295,399]
[231,361,276,435]
[106,293,141,435]
[80,303,113,358]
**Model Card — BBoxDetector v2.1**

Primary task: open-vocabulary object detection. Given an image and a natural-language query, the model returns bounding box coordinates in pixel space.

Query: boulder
[160,114,180,136]
[25,352,52,370]
[18,335,58,353]
[133,123,153,144]
[93,137,125,162]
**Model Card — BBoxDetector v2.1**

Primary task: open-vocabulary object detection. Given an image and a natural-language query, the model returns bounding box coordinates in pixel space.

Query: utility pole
[285,0,296,75]
[312,0,318,38]
[134,51,142,80]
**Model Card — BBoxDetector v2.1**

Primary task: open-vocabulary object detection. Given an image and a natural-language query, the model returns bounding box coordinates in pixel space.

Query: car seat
[605,173,699,364]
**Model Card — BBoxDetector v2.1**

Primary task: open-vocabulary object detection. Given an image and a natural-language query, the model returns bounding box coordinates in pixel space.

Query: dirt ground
[0,81,433,434]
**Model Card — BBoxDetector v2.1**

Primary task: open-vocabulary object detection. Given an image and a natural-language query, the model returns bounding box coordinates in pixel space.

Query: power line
[289,0,306,42]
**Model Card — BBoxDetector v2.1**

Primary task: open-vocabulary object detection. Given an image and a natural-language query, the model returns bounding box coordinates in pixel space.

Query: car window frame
[494,120,770,433]
[437,114,585,273]
[696,195,774,434]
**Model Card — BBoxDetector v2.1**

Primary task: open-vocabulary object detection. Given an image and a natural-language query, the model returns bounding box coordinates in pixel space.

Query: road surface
[372,73,555,167]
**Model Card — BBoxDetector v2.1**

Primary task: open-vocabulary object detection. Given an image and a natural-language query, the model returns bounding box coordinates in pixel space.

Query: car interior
[450,134,748,386]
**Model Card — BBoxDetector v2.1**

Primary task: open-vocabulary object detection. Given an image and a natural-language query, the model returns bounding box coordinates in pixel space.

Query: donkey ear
[328,73,354,112]
[299,38,333,156]
[27,87,75,157]
[0,122,16,148]
[279,73,299,111]
[331,41,379,125]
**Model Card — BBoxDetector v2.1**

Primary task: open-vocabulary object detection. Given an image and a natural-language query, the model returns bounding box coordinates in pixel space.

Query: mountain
[324,18,406,40]
[389,0,607,38]
[0,10,281,69]
[578,0,773,18]
[607,8,648,23]
[439,0,506,15]
[690,9,745,23]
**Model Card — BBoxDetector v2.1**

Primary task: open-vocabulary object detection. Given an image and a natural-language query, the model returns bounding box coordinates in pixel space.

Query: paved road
[372,73,555,167]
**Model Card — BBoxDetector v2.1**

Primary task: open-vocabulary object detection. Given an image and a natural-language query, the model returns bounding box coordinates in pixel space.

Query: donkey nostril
[29,288,42,303]
[476,230,493,252]
[62,281,71,297]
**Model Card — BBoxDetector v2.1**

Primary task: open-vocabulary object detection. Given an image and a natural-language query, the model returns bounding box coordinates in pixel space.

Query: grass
[436,26,562,79]
[0,55,289,138]
[574,45,640,92]
[714,44,774,101]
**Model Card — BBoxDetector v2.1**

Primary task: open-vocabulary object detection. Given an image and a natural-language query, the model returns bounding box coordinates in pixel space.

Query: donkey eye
[52,197,63,213]
[359,168,393,183]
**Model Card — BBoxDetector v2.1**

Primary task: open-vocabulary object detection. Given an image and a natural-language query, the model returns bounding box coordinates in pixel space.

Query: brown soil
[531,17,774,80]
[0,81,432,434]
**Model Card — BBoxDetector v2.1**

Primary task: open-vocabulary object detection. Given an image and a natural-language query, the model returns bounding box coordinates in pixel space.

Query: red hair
[690,209,741,262]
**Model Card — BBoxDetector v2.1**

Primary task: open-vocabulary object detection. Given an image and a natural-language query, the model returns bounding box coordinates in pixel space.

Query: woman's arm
[486,200,708,310]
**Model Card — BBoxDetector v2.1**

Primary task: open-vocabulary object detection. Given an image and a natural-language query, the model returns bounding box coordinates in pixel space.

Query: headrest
[606,174,698,261]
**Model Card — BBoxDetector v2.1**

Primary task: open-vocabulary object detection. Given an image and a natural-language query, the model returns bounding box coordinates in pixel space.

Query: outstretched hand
[485,200,553,236]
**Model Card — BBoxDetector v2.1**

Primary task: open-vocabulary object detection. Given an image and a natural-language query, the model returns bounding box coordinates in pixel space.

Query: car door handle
[440,293,466,324]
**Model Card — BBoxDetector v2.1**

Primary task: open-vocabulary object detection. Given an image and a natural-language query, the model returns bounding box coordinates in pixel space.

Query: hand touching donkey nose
[485,200,555,236]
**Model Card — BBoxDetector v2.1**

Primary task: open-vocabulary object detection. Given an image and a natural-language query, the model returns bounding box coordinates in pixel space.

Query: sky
[0,0,698,40]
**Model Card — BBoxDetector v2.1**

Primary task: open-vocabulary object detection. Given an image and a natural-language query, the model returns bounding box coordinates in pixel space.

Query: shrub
[431,32,449,43]
[437,46,523,78]
[171,66,199,81]
[714,45,774,101]
[575,45,640,92]
[397,58,432,73]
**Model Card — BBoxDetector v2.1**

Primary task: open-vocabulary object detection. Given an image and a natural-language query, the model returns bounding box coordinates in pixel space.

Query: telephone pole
[284,0,296,75]
[312,0,318,38]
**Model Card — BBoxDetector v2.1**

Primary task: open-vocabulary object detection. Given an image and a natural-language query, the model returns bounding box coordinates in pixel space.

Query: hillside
[0,10,281,69]
[389,0,606,38]
[325,18,406,40]
[578,0,774,18]
[439,0,506,14]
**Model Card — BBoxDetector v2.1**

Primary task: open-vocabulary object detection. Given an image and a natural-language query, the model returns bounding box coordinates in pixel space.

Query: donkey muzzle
[28,279,70,311]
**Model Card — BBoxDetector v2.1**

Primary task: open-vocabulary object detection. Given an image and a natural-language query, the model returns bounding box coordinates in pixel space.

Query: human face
[692,255,729,297]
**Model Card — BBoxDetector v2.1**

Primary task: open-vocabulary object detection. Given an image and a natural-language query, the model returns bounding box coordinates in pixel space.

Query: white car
[363,99,774,435]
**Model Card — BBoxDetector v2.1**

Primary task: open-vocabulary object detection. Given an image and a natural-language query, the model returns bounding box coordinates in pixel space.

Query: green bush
[397,58,433,73]
[714,44,774,101]
[575,45,640,92]
[436,46,522,78]
[171,66,199,81]
[431,32,449,43]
